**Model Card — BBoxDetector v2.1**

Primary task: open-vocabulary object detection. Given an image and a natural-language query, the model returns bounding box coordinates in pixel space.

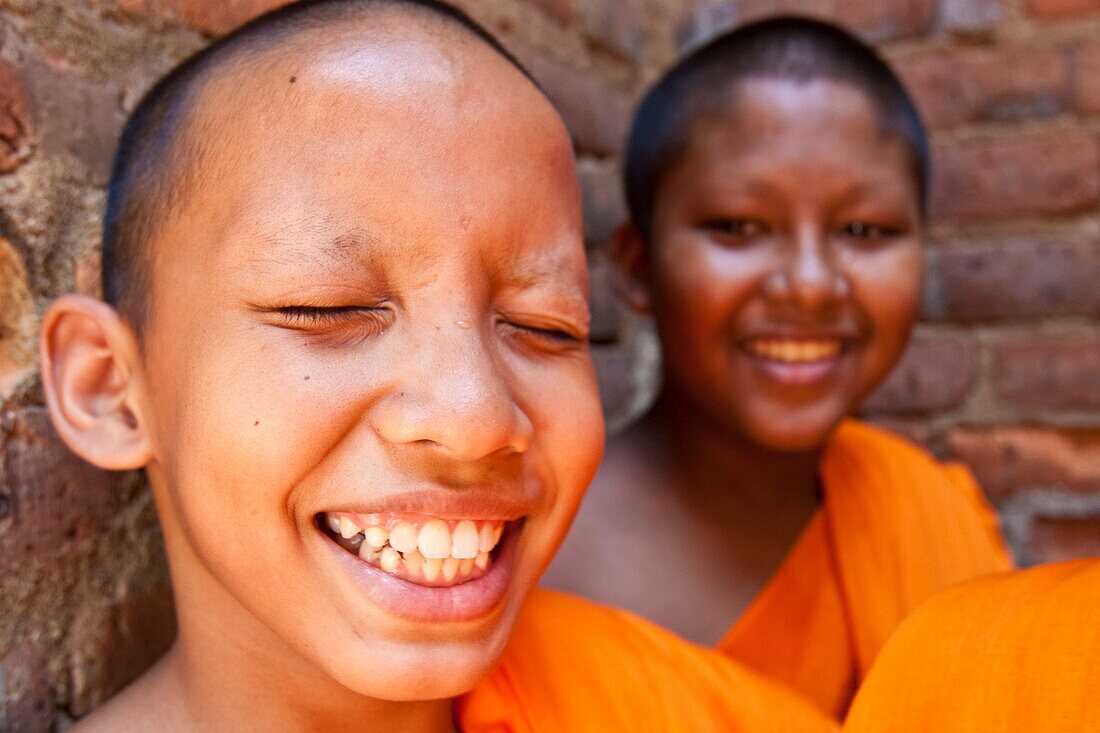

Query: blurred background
[1,0,1098,729]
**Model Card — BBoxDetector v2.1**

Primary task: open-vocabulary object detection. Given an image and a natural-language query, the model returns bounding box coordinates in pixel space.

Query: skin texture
[545,77,924,644]
[41,14,602,733]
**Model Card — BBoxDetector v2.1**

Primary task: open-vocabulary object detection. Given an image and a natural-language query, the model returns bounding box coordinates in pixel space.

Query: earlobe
[607,222,653,314]
[39,294,153,471]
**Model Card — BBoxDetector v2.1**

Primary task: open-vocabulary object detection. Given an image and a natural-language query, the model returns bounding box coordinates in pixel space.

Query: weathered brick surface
[577,157,627,245]
[995,335,1100,410]
[2,1,1100,729]
[0,235,35,399]
[947,426,1100,499]
[1025,0,1100,20]
[929,132,1100,221]
[0,408,129,568]
[0,644,53,733]
[118,0,286,35]
[68,588,176,717]
[897,46,1069,129]
[938,0,1004,36]
[926,237,1100,321]
[1027,515,1100,561]
[522,53,631,155]
[862,334,976,414]
[520,0,574,24]
[1072,42,1100,114]
[0,60,34,174]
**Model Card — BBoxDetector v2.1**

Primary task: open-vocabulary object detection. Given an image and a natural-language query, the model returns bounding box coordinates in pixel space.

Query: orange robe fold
[718,420,1013,718]
[458,588,838,732]
[843,559,1100,732]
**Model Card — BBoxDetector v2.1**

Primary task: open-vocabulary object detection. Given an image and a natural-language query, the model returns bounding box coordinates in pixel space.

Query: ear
[607,221,652,314]
[39,294,153,470]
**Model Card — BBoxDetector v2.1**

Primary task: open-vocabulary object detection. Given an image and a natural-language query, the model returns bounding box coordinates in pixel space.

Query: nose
[371,328,534,462]
[763,224,849,312]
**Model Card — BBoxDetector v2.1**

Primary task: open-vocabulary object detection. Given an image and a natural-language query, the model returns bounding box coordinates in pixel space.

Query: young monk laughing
[547,17,1013,720]
[40,1,837,730]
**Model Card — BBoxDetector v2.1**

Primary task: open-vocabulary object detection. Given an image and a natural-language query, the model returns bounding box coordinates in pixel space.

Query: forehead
[158,19,583,288]
[683,77,911,181]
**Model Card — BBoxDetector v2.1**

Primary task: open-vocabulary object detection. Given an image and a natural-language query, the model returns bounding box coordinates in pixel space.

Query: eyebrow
[242,225,394,273]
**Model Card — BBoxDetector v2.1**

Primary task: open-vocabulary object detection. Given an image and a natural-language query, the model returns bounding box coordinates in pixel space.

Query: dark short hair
[623,16,929,235]
[102,0,531,329]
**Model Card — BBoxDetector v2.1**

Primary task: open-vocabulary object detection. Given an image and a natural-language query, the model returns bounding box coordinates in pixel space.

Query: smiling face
[645,77,923,451]
[133,22,602,702]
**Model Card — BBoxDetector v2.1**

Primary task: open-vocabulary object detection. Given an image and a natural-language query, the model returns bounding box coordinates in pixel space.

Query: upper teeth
[747,338,841,363]
[324,512,505,585]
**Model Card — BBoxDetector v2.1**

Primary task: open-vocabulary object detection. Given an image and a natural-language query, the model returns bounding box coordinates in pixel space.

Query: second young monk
[546,17,1012,719]
[40,1,836,730]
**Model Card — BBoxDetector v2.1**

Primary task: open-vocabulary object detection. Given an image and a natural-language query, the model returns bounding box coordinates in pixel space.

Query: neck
[644,387,823,515]
[151,515,457,733]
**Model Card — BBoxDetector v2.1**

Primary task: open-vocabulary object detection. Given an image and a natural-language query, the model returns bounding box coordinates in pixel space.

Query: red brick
[929,132,1100,221]
[897,46,1068,129]
[938,0,1004,36]
[864,417,933,446]
[0,408,130,568]
[119,0,286,36]
[861,335,976,415]
[1072,41,1100,114]
[587,250,622,344]
[18,52,126,185]
[577,157,626,245]
[0,235,35,399]
[1027,515,1100,562]
[947,425,1100,499]
[69,587,176,716]
[731,0,936,43]
[995,334,1100,410]
[676,2,738,52]
[926,238,1100,321]
[833,0,938,42]
[523,54,630,155]
[521,0,575,25]
[0,59,33,173]
[580,0,648,61]
[591,343,635,421]
[1026,0,1100,20]
[0,645,53,733]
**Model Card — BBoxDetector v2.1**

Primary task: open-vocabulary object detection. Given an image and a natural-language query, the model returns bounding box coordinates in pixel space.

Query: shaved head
[103,0,536,329]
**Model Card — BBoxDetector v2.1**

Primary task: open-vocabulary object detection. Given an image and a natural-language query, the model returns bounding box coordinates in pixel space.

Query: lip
[316,517,520,624]
[738,334,859,387]
[319,490,535,522]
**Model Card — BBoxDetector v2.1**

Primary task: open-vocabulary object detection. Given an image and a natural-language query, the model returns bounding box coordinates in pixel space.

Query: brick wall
[0,1,1097,729]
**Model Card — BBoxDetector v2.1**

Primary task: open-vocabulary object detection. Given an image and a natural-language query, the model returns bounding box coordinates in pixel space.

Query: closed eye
[267,305,394,345]
[500,320,586,349]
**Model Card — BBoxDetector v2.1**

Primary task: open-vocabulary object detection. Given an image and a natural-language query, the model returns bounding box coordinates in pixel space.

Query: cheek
[849,246,924,375]
[651,236,753,334]
[150,325,373,544]
[524,358,604,512]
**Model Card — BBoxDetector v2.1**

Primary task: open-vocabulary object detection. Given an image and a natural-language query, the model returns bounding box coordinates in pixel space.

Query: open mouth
[319,512,511,588]
[742,337,844,364]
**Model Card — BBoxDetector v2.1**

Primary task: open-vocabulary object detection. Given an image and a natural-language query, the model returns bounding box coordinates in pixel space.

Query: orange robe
[843,559,1100,732]
[718,421,1013,718]
[458,588,838,732]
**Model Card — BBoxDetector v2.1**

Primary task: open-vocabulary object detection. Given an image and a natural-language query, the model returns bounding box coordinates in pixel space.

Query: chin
[323,636,507,702]
[742,405,846,454]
